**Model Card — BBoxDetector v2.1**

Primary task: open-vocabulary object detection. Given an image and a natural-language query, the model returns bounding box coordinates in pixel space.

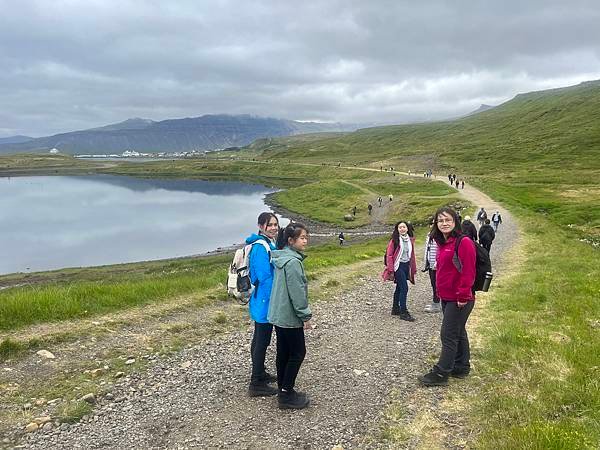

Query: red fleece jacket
[435,235,476,301]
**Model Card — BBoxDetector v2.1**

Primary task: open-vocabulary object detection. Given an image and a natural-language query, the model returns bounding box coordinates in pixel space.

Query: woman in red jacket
[419,207,476,386]
[383,220,417,322]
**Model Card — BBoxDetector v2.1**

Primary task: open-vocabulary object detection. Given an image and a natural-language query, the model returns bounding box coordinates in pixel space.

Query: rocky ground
[9,181,517,449]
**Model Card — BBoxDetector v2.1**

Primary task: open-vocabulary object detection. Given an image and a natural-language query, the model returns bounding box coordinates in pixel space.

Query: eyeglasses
[437,219,454,224]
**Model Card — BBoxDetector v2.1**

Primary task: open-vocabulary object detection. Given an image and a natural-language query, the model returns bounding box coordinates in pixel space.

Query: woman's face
[259,216,279,239]
[289,229,309,252]
[437,212,455,236]
[397,222,408,235]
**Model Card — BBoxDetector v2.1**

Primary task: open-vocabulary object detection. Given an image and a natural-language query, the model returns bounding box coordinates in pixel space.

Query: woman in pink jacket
[419,207,476,386]
[383,220,417,322]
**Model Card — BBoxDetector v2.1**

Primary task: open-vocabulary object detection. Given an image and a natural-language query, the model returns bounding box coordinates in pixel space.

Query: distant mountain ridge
[0,135,34,145]
[0,115,362,155]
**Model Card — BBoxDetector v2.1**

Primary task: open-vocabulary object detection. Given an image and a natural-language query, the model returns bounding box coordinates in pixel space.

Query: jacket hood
[245,233,273,245]
[271,246,305,269]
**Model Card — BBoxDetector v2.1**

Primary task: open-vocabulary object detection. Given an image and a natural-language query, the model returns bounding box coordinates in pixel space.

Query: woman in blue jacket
[246,212,280,397]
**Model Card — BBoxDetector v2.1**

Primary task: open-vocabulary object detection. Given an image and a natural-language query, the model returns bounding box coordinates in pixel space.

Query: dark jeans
[394,262,410,311]
[435,301,475,374]
[428,268,439,303]
[250,322,273,384]
[274,326,306,391]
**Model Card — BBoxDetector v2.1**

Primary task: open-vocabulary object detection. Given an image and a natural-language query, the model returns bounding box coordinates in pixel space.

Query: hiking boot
[260,372,277,384]
[424,302,442,313]
[450,368,470,379]
[248,382,278,397]
[399,311,415,322]
[418,369,448,386]
[278,389,310,410]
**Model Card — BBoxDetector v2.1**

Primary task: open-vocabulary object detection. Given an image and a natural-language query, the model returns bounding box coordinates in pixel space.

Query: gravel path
[20,183,517,450]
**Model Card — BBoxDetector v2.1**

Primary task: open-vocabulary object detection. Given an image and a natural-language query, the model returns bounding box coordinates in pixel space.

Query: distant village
[73,149,211,159]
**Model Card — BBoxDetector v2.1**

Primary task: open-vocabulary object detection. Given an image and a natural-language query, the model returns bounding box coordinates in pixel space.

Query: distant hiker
[476,207,487,226]
[368,204,373,215]
[338,231,345,246]
[382,221,417,322]
[478,219,496,253]
[448,174,452,184]
[491,211,503,231]
[246,212,279,397]
[268,223,312,409]
[380,166,383,171]
[461,180,465,189]
[352,206,357,216]
[418,207,476,386]
[455,179,459,189]
[461,216,478,242]
[389,194,393,202]
[378,197,383,207]
[423,218,441,313]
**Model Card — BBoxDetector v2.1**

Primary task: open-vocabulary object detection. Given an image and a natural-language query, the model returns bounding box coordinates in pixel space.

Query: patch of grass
[0,338,26,360]
[213,311,228,324]
[56,400,93,424]
[323,279,340,288]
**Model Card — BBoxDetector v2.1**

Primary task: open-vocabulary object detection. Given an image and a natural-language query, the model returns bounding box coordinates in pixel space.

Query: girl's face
[259,216,279,239]
[436,212,455,236]
[289,229,309,252]
[397,222,408,235]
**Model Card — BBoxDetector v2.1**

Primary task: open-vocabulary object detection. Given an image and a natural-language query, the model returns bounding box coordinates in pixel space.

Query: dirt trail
[15,174,518,449]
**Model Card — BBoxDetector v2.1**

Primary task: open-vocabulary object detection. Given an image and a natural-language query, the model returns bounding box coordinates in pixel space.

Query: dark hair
[276,222,309,249]
[484,218,491,225]
[431,207,462,245]
[390,220,414,250]
[257,212,278,227]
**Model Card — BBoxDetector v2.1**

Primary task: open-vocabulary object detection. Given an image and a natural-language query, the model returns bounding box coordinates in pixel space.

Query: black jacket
[478,224,496,245]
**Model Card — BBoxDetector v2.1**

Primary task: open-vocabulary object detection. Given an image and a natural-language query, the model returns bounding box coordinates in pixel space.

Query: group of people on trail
[241,204,501,409]
[245,213,311,409]
[447,173,465,189]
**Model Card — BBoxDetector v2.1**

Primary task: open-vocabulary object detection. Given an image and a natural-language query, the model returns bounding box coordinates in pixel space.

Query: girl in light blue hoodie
[246,212,280,397]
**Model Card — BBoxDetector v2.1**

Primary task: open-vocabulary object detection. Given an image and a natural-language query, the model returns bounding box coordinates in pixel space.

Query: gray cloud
[1,0,600,136]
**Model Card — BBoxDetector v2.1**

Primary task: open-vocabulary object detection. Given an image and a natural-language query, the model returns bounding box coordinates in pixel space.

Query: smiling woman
[0,175,276,275]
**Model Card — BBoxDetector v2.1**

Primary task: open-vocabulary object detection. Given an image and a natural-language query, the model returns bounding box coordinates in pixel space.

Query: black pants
[435,301,474,374]
[428,269,439,303]
[393,262,410,311]
[274,326,306,391]
[250,322,273,383]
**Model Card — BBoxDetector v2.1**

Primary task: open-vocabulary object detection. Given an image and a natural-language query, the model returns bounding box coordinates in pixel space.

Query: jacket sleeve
[285,260,312,322]
[385,240,395,271]
[409,237,417,284]
[457,237,476,300]
[249,244,272,301]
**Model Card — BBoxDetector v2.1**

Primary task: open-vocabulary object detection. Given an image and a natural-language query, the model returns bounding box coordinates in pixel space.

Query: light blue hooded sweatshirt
[245,233,276,323]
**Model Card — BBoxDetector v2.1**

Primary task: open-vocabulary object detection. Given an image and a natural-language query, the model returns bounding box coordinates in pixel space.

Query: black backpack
[452,235,492,292]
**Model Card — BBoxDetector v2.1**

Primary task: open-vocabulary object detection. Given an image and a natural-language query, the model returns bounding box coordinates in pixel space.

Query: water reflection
[0,175,280,274]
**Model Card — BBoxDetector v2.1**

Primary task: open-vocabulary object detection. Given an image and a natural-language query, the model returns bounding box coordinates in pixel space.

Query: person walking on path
[455,179,459,189]
[389,194,394,202]
[492,211,503,231]
[268,223,312,410]
[245,212,280,397]
[461,180,465,189]
[352,206,357,216]
[418,207,476,386]
[368,203,373,215]
[378,197,383,207]
[382,221,417,322]
[338,231,345,246]
[476,207,487,226]
[423,218,441,313]
[478,219,496,253]
[461,216,478,242]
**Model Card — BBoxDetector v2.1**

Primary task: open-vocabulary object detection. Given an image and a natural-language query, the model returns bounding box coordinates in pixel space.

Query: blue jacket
[245,233,276,323]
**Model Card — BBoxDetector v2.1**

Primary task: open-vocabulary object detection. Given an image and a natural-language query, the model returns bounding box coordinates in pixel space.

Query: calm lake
[0,175,281,275]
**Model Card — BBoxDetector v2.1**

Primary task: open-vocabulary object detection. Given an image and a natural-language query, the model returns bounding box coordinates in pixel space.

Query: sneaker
[418,370,448,386]
[248,382,278,397]
[278,389,310,410]
[399,311,415,322]
[424,303,442,313]
[450,368,470,379]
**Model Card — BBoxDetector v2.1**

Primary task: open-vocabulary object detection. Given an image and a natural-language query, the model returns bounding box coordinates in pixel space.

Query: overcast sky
[2,0,600,137]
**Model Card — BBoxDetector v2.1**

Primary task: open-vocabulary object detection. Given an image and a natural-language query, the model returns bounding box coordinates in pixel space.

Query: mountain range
[0,115,363,155]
